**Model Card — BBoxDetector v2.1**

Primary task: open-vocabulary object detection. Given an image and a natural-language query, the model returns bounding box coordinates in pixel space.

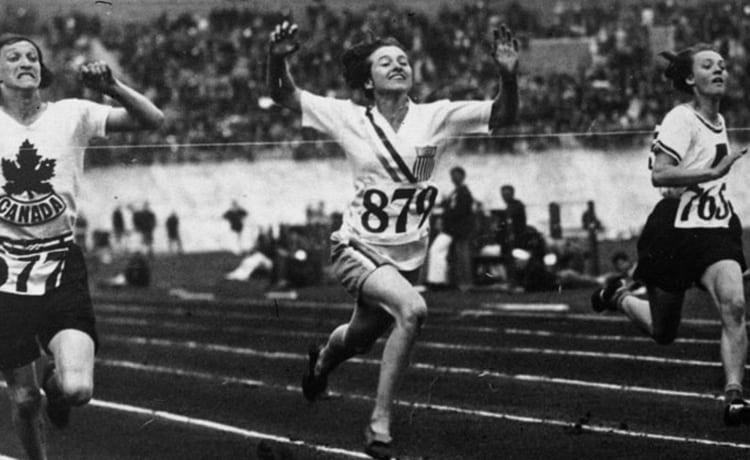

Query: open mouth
[389,73,406,80]
[17,72,35,79]
[711,77,724,84]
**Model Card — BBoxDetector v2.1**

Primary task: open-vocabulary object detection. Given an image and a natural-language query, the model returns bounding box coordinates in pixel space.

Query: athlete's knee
[720,296,747,327]
[59,374,93,406]
[11,386,42,418]
[397,295,427,333]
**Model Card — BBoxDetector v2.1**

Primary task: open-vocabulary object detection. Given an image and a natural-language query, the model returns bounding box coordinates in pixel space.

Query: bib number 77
[361,186,438,234]
[0,249,67,295]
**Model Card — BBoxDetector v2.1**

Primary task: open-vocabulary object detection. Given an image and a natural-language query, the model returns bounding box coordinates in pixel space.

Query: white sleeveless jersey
[651,104,733,230]
[301,90,491,270]
[0,99,110,295]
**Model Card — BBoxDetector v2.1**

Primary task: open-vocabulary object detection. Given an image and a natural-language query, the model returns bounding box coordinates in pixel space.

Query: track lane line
[96,302,724,327]
[98,358,719,401]
[0,377,367,459]
[97,359,749,451]
[104,334,730,369]
[86,399,370,459]
[98,316,720,346]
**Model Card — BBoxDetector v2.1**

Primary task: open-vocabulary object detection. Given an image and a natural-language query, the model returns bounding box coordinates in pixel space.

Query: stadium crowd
[3,0,750,164]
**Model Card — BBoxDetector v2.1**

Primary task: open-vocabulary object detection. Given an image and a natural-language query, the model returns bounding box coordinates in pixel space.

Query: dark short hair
[450,166,466,177]
[0,34,54,89]
[660,43,717,95]
[341,36,406,100]
[501,185,515,193]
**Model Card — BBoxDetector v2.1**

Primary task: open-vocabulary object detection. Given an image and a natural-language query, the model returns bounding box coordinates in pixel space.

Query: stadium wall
[78,143,750,253]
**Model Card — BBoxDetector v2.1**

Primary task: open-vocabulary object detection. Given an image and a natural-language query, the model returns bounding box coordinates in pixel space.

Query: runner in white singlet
[267,21,519,459]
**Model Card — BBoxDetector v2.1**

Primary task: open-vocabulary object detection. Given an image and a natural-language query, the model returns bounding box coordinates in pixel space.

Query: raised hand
[491,24,519,77]
[79,61,117,95]
[269,21,300,58]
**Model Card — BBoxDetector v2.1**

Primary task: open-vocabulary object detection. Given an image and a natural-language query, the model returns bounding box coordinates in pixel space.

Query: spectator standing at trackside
[133,202,156,257]
[112,205,125,250]
[501,184,526,247]
[166,211,183,254]
[582,200,603,232]
[426,167,475,290]
[223,200,248,254]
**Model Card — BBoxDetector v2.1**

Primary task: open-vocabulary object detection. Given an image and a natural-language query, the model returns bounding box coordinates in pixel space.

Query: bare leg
[317,265,426,439]
[362,266,427,438]
[46,329,96,407]
[620,287,684,344]
[701,260,747,393]
[3,365,46,460]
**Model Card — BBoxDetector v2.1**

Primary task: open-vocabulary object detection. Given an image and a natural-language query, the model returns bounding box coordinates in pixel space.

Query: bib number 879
[361,186,438,234]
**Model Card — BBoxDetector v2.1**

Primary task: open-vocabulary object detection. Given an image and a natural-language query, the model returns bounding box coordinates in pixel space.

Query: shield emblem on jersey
[412,146,437,181]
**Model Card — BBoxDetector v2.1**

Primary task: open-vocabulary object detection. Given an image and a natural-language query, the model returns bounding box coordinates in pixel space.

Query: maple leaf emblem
[2,140,56,198]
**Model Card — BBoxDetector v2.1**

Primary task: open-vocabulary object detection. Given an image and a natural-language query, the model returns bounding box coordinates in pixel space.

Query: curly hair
[341,35,406,100]
[0,34,54,89]
[659,43,718,95]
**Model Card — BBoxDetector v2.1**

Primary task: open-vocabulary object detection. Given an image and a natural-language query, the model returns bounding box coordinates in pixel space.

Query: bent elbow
[149,110,165,130]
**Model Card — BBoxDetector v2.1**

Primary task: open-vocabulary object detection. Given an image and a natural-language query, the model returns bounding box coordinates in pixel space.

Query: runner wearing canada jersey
[592,44,750,428]
[0,34,163,459]
[267,21,519,459]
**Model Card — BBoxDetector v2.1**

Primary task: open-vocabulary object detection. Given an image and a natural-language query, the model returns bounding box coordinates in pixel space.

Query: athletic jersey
[300,90,491,270]
[0,99,110,295]
[650,103,733,230]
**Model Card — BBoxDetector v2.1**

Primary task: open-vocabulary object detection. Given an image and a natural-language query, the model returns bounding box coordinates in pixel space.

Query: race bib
[357,183,439,240]
[674,182,733,229]
[0,247,68,296]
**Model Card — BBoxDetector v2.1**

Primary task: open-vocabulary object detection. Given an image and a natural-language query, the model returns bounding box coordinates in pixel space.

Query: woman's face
[688,50,727,98]
[0,40,42,91]
[365,45,412,96]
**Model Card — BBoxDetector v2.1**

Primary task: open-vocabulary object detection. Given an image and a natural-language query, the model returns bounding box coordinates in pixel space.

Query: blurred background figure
[426,167,475,290]
[75,212,89,251]
[166,211,183,254]
[225,231,275,281]
[500,184,526,287]
[132,202,157,257]
[111,205,126,252]
[223,200,248,254]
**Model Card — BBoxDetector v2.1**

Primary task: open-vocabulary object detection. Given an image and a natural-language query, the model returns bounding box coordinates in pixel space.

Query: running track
[1,289,749,459]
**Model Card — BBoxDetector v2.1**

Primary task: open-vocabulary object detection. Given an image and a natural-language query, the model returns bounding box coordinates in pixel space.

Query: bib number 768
[361,186,438,234]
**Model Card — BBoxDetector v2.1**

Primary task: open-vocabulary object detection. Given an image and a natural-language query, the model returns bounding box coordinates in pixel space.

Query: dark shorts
[633,199,747,293]
[0,244,98,370]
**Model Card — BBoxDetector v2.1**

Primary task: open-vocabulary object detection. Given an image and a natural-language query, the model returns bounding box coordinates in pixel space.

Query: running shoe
[301,344,327,402]
[42,361,70,429]
[591,276,627,313]
[364,426,394,460]
[724,398,750,426]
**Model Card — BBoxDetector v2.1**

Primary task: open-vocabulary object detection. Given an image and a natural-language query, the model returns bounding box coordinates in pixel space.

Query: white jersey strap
[364,106,417,184]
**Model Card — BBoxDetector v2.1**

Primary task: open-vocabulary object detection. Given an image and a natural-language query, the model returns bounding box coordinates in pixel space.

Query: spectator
[225,231,275,281]
[582,200,604,232]
[501,185,527,246]
[166,211,183,254]
[426,167,475,290]
[223,200,248,254]
[112,205,126,250]
[133,202,157,257]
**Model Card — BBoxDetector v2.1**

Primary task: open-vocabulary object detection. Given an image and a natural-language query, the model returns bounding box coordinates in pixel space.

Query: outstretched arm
[651,148,747,187]
[80,61,164,132]
[488,25,519,132]
[267,21,302,112]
